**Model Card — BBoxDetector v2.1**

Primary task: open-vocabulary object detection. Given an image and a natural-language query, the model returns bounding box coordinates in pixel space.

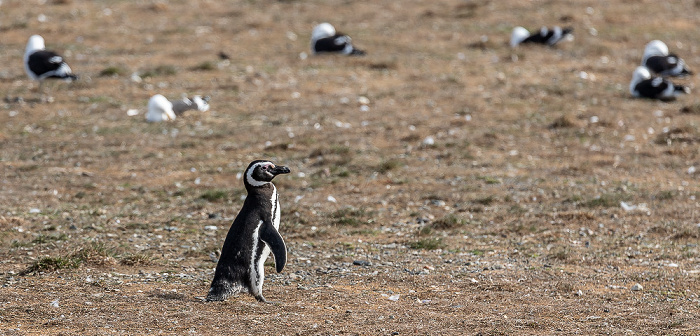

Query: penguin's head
[244,160,291,188]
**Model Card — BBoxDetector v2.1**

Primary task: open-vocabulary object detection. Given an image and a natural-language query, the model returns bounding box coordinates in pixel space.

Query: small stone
[388,294,400,301]
[353,260,371,266]
[204,225,218,231]
[207,213,221,219]
[422,136,435,146]
[29,208,41,214]
[631,283,643,291]
[575,290,583,296]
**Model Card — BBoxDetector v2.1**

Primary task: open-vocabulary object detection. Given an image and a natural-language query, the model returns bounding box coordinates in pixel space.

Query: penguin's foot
[206,283,240,302]
[254,295,269,303]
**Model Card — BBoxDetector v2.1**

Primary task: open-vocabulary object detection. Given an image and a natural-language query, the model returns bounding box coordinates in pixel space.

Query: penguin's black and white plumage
[642,40,693,77]
[206,160,290,303]
[630,66,690,101]
[24,35,77,86]
[311,22,366,56]
[510,26,573,47]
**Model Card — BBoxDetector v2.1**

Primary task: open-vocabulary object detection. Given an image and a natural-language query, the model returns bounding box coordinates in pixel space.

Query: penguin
[510,26,573,47]
[24,35,78,89]
[641,40,693,77]
[206,160,291,303]
[629,66,690,101]
[311,22,366,56]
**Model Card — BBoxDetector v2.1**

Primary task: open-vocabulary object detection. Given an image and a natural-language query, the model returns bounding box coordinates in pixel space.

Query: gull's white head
[630,66,652,94]
[25,35,46,57]
[643,40,669,62]
[146,94,176,122]
[311,23,336,42]
[510,26,530,47]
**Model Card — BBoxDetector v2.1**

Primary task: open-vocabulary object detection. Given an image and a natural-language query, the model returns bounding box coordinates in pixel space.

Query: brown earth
[1,0,700,334]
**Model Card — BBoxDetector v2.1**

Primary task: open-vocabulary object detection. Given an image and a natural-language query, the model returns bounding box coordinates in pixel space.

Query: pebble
[353,260,371,266]
[203,225,218,231]
[631,283,643,291]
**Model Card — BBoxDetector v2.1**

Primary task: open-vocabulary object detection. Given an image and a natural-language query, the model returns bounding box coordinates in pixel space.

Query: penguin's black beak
[270,165,290,176]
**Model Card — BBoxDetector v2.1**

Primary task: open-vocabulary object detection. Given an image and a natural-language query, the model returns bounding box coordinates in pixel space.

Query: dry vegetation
[1,0,700,334]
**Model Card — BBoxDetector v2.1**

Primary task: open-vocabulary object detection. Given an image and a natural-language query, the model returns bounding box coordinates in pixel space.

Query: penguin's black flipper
[260,221,287,273]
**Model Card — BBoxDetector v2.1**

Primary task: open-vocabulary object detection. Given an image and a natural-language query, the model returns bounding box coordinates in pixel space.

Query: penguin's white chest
[271,186,280,230]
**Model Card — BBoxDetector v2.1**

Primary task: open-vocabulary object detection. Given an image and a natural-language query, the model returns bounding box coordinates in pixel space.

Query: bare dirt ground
[1,0,700,334]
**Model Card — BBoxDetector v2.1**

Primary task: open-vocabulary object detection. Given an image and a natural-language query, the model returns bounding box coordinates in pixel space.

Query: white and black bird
[311,22,365,56]
[206,160,290,303]
[630,66,690,101]
[24,35,77,88]
[510,26,573,47]
[146,94,210,122]
[642,40,692,77]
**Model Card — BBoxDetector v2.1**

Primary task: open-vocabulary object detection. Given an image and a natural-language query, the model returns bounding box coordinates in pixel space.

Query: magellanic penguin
[206,160,291,303]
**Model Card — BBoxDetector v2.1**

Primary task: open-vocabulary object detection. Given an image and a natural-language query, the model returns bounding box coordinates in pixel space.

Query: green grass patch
[141,65,177,77]
[654,190,676,201]
[581,193,624,208]
[200,189,229,202]
[478,176,502,184]
[330,207,371,227]
[408,238,445,250]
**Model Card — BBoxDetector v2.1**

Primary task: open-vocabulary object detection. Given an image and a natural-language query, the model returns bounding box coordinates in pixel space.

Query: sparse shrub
[141,65,177,78]
[430,214,466,230]
[377,159,403,174]
[20,256,80,275]
[330,207,370,227]
[99,66,126,77]
[72,243,116,266]
[409,238,444,250]
[549,115,576,129]
[581,193,624,208]
[473,195,496,206]
[655,190,676,201]
[120,253,152,266]
[191,61,216,71]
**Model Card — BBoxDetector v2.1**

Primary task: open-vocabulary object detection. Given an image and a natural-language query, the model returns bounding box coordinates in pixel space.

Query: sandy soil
[1,0,699,334]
